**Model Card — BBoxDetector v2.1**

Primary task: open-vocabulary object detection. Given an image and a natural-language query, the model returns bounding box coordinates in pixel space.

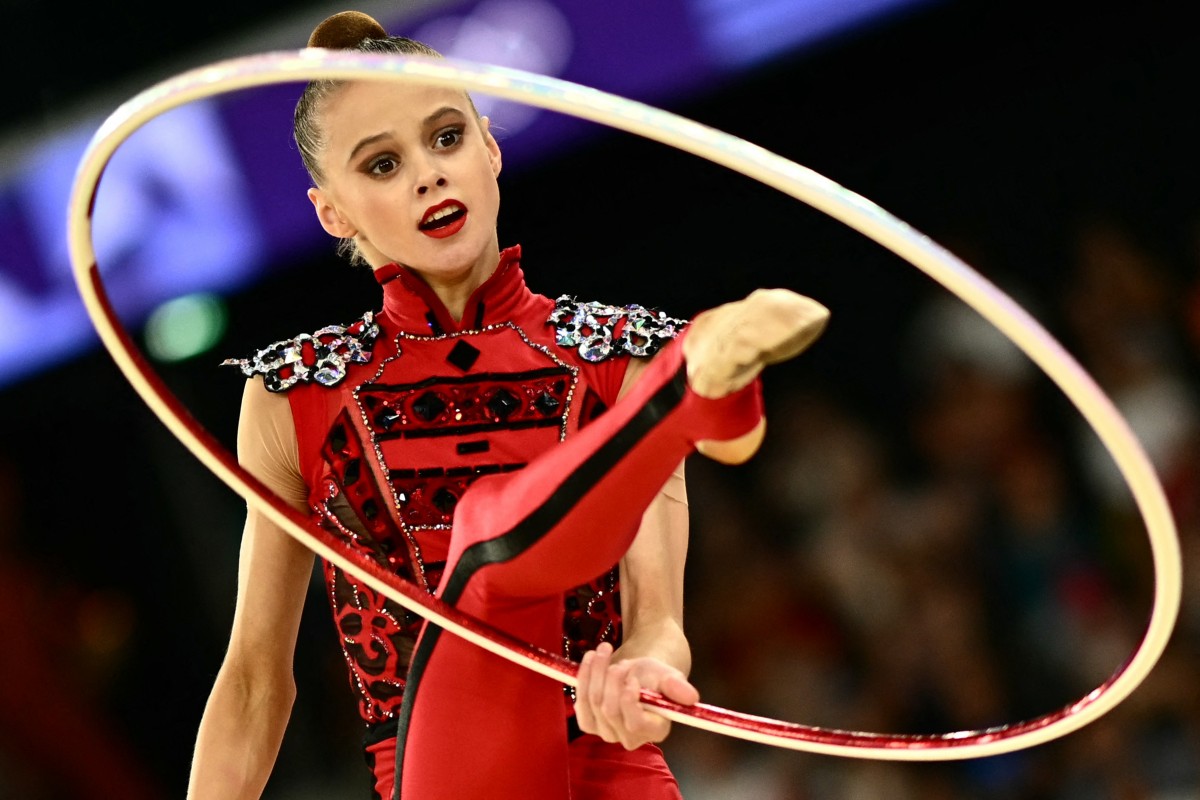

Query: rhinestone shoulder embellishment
[222,311,381,392]
[548,296,687,362]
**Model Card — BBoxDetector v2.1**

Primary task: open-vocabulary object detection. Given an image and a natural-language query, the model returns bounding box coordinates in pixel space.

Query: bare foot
[684,288,829,463]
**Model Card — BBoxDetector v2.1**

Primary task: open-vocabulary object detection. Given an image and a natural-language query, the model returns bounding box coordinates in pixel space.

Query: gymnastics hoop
[67,50,1181,761]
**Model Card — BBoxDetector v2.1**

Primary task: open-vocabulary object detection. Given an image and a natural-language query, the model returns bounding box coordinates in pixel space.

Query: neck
[379,242,501,323]
[422,269,487,323]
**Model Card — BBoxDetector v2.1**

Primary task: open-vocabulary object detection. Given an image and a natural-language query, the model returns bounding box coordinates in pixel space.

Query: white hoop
[66,49,1181,760]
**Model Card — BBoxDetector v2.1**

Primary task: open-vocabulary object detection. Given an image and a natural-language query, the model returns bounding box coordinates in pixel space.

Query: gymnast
[187,10,829,799]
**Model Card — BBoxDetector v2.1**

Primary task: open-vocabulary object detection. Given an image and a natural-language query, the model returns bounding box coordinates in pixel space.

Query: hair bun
[308,10,389,49]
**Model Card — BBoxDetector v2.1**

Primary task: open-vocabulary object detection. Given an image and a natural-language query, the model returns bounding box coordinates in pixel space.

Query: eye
[366,154,399,176]
[434,126,464,149]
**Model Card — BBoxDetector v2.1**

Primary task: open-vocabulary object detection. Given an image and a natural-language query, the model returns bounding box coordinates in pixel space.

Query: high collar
[374,245,528,335]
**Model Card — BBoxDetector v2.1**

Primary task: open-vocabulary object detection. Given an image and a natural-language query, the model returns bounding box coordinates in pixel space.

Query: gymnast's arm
[187,380,315,800]
[573,355,700,750]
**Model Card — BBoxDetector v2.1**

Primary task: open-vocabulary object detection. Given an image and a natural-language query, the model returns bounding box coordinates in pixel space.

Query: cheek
[482,171,501,206]
[360,189,411,225]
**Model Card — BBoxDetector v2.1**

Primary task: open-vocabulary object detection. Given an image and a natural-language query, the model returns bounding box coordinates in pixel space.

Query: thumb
[657,673,700,706]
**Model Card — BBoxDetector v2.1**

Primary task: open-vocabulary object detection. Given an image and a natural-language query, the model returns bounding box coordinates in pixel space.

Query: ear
[308,187,358,238]
[479,116,503,178]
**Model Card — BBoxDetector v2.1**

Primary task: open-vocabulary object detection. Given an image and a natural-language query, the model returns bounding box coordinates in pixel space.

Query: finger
[618,674,670,748]
[618,673,657,748]
[599,661,634,726]
[586,644,620,743]
[657,672,700,706]
[573,649,597,733]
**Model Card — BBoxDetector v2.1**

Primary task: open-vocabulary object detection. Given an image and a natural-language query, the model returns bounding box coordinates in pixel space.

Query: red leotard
[225,246,762,798]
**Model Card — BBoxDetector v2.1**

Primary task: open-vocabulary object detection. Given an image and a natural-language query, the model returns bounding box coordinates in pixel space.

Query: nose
[416,176,447,196]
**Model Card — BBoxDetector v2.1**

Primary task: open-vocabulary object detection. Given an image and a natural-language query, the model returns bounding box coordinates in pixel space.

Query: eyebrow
[345,106,467,166]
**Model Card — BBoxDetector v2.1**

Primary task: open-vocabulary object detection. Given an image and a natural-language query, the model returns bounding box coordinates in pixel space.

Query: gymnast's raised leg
[394,289,829,799]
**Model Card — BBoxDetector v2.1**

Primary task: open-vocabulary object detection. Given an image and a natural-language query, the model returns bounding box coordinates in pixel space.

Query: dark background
[2,1,1199,798]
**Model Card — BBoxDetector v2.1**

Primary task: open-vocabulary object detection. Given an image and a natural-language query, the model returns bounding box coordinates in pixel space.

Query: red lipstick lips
[420,200,467,239]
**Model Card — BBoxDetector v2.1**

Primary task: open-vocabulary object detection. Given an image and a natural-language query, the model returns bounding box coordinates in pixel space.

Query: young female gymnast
[188,11,829,799]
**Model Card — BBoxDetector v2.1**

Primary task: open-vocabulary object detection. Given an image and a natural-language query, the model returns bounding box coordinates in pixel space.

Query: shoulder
[221,310,381,393]
[547,295,689,363]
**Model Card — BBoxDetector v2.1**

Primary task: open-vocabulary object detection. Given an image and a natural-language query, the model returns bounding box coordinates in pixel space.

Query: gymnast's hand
[573,641,700,750]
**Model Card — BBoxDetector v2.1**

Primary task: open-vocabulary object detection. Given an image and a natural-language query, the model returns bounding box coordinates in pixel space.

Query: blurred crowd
[2,210,1199,799]
[665,212,1200,799]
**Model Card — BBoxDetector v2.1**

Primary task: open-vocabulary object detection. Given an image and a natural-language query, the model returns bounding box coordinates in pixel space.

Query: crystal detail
[221,311,381,392]
[412,392,446,422]
[375,406,402,431]
[446,339,481,371]
[329,423,348,453]
[534,392,560,415]
[432,488,458,513]
[487,389,521,420]
[548,297,686,362]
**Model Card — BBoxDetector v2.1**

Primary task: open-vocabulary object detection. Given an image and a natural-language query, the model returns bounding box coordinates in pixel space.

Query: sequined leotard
[225,246,763,799]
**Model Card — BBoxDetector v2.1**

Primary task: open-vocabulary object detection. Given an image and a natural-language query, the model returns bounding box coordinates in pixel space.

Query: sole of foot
[685,288,830,463]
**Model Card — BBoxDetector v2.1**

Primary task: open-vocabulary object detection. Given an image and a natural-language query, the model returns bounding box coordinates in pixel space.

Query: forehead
[320,81,475,142]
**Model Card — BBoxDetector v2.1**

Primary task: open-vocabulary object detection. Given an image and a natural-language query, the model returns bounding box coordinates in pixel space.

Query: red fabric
[287,246,633,725]
[274,246,763,797]
[396,339,762,797]
[567,736,683,800]
[367,734,683,800]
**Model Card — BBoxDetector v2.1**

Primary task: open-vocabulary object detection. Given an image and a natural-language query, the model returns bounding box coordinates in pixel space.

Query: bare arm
[573,355,699,749]
[187,381,316,800]
[616,472,690,674]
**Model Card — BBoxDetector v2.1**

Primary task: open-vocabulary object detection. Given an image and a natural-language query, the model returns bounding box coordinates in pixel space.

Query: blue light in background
[413,0,575,138]
[0,100,265,388]
[0,0,932,390]
[693,0,940,67]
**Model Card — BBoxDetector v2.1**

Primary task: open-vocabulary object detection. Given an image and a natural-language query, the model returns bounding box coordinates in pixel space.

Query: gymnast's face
[307,81,503,283]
